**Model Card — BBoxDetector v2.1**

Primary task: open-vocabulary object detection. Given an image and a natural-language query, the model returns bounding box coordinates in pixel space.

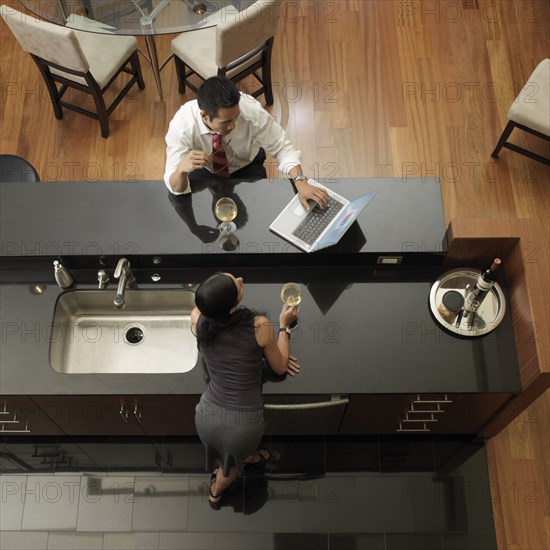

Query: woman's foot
[244,448,271,465]
[208,468,222,510]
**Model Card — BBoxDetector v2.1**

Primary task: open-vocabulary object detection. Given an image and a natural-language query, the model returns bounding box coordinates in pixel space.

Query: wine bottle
[481,258,501,283]
[463,258,502,320]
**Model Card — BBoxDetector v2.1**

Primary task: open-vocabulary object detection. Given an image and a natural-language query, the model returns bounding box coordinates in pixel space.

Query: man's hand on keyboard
[296,181,329,210]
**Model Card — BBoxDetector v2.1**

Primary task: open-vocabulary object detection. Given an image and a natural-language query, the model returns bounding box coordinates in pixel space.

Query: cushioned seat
[171,0,281,105]
[492,59,550,165]
[1,6,145,138]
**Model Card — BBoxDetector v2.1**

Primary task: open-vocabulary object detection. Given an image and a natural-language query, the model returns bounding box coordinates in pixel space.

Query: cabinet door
[32,396,144,436]
[0,397,62,436]
[131,396,199,436]
[339,393,514,435]
[429,393,513,434]
[338,395,414,434]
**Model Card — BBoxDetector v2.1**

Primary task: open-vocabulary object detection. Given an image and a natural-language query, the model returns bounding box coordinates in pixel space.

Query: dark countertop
[0,266,521,396]
[0,178,446,266]
[0,178,521,396]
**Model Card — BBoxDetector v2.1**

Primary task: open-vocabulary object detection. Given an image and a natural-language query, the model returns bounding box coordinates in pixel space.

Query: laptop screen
[316,191,376,250]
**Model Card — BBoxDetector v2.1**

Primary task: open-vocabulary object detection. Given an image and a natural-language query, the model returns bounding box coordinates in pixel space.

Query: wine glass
[280,282,302,329]
[219,233,239,252]
[215,197,237,235]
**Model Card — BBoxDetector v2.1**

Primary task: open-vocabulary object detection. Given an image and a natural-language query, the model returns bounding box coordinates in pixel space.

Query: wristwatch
[293,174,307,183]
[279,326,291,337]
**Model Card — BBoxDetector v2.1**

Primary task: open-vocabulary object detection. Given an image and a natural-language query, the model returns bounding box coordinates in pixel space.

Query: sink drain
[124,326,144,345]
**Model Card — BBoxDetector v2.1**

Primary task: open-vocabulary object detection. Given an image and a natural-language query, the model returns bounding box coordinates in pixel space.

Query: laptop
[269,181,376,253]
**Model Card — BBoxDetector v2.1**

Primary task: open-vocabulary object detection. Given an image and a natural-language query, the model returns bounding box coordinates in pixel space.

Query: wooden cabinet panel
[0,397,62,436]
[339,393,514,435]
[31,396,144,436]
[30,395,200,436]
[430,393,513,434]
[338,395,414,434]
[133,396,199,436]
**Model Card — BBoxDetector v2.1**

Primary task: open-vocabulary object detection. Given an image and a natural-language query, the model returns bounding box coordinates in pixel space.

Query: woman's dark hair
[197,77,241,120]
[195,272,253,346]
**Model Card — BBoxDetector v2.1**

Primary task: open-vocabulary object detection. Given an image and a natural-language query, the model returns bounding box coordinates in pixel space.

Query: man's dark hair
[197,77,241,119]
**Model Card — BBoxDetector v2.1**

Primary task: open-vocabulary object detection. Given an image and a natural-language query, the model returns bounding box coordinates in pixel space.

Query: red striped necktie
[211,133,230,177]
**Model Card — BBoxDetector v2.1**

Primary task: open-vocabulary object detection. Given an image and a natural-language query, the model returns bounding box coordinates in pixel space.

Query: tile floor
[0,436,498,549]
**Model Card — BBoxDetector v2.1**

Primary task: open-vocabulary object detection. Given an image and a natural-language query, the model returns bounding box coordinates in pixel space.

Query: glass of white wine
[214,197,237,235]
[280,282,302,329]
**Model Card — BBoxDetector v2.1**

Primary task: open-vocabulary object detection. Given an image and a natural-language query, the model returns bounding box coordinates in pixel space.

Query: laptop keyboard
[292,196,345,245]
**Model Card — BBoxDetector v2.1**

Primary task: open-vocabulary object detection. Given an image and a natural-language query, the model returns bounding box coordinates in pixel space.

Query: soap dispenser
[53,260,74,289]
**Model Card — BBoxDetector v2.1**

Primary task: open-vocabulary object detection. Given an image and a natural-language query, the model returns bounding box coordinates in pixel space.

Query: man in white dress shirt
[164,77,329,209]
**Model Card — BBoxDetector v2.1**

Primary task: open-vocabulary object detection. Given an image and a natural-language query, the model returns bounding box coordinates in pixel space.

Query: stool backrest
[0,5,89,72]
[216,0,281,68]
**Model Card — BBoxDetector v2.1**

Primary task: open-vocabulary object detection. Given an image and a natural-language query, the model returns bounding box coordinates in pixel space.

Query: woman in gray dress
[191,272,299,509]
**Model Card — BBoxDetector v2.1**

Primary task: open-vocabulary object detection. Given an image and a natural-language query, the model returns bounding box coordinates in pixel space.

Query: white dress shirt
[164,93,302,194]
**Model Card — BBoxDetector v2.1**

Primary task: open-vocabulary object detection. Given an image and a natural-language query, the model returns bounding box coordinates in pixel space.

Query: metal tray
[429,268,506,337]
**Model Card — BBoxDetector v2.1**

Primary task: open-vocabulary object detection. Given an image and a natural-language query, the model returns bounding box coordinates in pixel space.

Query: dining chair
[491,58,550,166]
[0,6,145,138]
[171,0,281,104]
[0,154,40,182]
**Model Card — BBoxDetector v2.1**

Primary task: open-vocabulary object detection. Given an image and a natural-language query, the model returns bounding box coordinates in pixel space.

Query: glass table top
[19,0,254,35]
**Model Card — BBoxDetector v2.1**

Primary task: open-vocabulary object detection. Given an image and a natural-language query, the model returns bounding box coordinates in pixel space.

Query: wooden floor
[1,1,549,548]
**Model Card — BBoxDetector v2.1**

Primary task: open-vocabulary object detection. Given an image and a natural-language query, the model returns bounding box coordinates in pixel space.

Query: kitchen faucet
[113,258,136,308]
[97,270,109,289]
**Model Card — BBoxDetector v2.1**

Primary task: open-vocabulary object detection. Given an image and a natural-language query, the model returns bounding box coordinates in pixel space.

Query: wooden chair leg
[44,78,64,120]
[129,51,145,90]
[89,84,110,138]
[174,56,186,94]
[263,54,274,105]
[491,120,516,158]
[31,56,63,120]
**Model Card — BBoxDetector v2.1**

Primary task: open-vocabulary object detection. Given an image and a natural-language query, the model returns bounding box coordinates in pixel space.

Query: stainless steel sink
[50,289,198,374]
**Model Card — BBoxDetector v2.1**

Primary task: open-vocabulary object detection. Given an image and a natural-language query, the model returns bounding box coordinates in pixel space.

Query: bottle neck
[481,259,501,283]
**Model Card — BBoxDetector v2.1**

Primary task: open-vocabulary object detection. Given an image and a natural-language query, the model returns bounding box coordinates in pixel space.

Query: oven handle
[264,395,349,410]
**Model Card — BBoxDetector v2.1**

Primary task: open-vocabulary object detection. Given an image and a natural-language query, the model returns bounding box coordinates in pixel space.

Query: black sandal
[208,470,222,510]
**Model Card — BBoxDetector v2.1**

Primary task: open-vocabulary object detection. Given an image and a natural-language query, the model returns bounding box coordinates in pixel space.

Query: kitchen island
[1,178,543,440]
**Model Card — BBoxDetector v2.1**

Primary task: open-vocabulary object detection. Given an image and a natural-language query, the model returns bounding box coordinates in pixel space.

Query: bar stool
[0,154,40,182]
[171,0,281,105]
[491,59,550,166]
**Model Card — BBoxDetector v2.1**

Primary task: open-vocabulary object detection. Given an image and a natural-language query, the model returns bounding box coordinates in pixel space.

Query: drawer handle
[119,405,129,423]
[408,409,444,414]
[0,422,30,433]
[408,402,445,414]
[396,421,430,432]
[403,414,438,423]
[264,396,349,411]
[131,404,142,421]
[414,394,452,404]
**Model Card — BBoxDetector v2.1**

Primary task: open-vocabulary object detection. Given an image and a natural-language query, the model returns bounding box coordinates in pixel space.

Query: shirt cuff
[278,159,301,177]
[164,175,192,195]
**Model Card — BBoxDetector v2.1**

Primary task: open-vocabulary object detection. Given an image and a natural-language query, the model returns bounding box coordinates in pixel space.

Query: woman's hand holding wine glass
[280,282,302,329]
[279,303,299,329]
